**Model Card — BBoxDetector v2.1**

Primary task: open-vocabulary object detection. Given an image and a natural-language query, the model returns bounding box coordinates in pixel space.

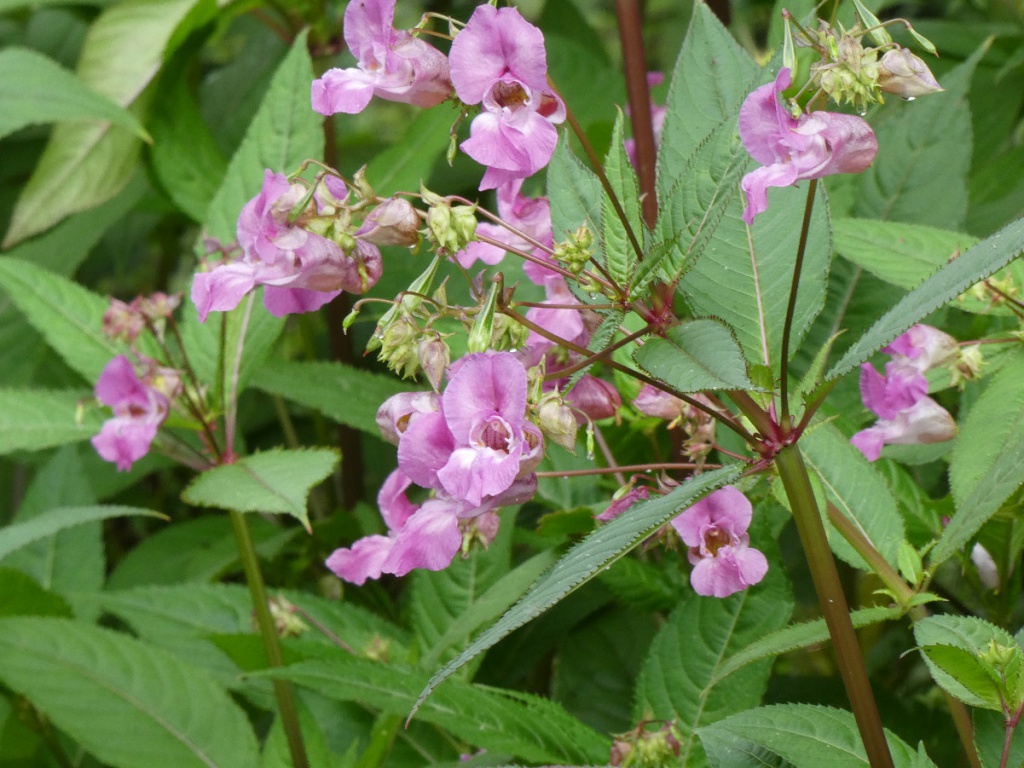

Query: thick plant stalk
[775,446,895,768]
[230,510,310,768]
[615,0,657,226]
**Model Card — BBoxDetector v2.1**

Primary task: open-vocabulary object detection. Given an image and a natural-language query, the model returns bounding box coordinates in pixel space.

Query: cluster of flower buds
[192,170,421,322]
[610,720,683,767]
[103,292,181,343]
[851,324,964,461]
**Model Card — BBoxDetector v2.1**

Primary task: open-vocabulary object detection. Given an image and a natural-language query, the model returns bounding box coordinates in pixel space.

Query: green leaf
[0,505,165,562]
[249,360,409,437]
[365,105,454,196]
[267,656,610,765]
[415,465,742,713]
[833,218,978,290]
[826,217,1024,380]
[0,569,73,619]
[853,50,978,229]
[262,702,335,768]
[918,645,1005,711]
[182,447,339,529]
[204,29,322,241]
[601,109,642,288]
[712,606,904,686]
[0,617,260,768]
[914,615,1019,710]
[799,423,904,570]
[3,0,201,246]
[974,709,1024,768]
[634,563,793,767]
[0,48,147,141]
[0,389,103,454]
[0,258,122,382]
[633,319,756,392]
[935,353,1024,566]
[548,133,604,267]
[698,704,936,768]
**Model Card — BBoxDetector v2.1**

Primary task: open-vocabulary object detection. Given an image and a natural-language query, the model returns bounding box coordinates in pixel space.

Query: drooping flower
[877,48,943,99]
[91,355,172,472]
[671,486,768,598]
[739,68,878,225]
[449,4,566,190]
[191,171,382,321]
[882,324,959,374]
[311,0,451,115]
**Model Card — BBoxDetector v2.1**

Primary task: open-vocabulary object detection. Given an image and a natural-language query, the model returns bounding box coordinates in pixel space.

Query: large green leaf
[853,51,978,229]
[182,447,338,529]
[415,465,742,711]
[826,217,1024,380]
[601,109,642,288]
[0,505,165,562]
[0,48,146,141]
[268,656,610,765]
[3,0,201,246]
[0,617,260,768]
[633,319,756,392]
[799,423,904,570]
[935,354,1024,566]
[365,105,455,196]
[0,389,103,454]
[203,29,322,241]
[634,563,793,768]
[548,133,604,268]
[833,218,978,290]
[698,704,937,768]
[249,360,409,437]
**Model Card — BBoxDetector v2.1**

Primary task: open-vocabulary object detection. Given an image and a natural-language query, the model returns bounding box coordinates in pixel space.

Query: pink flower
[739,68,878,225]
[191,171,382,321]
[311,0,451,115]
[449,5,565,190]
[633,384,686,421]
[399,353,543,506]
[671,486,768,598]
[882,324,958,374]
[91,355,170,472]
[375,391,441,446]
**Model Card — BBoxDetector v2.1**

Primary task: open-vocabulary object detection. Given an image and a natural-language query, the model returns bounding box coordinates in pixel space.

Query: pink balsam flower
[311,0,451,115]
[671,486,768,598]
[192,171,382,321]
[882,324,959,374]
[739,68,878,225]
[91,355,170,472]
[449,4,565,190]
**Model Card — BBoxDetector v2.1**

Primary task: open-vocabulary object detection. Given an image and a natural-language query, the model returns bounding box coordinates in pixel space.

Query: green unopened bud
[490,312,529,351]
[951,344,984,387]
[425,191,477,254]
[979,639,1021,671]
[536,393,578,452]
[367,255,443,351]
[379,316,420,378]
[554,225,595,274]
[266,596,309,638]
[352,165,375,202]
[467,279,500,353]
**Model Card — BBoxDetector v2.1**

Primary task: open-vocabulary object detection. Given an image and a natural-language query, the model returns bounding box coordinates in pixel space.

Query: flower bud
[379,316,420,379]
[951,344,984,387]
[417,335,450,391]
[536,392,578,452]
[356,197,421,247]
[426,198,477,254]
[553,225,594,274]
[102,299,144,342]
[878,48,943,99]
[266,596,309,638]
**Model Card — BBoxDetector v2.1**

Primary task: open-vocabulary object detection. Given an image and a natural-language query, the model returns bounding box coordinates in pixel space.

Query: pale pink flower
[882,324,959,374]
[633,384,686,422]
[456,180,552,276]
[449,5,565,190]
[671,486,768,598]
[91,355,169,472]
[311,0,451,115]
[739,68,877,224]
[878,48,943,99]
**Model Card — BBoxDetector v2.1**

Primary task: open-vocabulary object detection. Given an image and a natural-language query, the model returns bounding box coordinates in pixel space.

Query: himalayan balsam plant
[0,0,1023,767]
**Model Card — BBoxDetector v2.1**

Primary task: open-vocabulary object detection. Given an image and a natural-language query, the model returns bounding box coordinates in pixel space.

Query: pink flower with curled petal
[375,391,441,446]
[739,68,877,225]
[671,486,768,598]
[91,355,170,472]
[851,395,956,461]
[449,5,565,190]
[192,171,382,321]
[311,0,451,115]
[882,324,959,374]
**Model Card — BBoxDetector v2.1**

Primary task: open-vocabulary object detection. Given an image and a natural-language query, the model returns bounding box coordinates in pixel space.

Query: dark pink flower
[311,0,451,115]
[882,324,958,374]
[91,355,169,472]
[191,171,382,321]
[449,5,565,190]
[739,68,878,225]
[671,486,768,598]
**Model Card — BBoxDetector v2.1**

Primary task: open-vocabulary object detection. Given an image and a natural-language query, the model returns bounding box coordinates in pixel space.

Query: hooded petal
[398,409,456,490]
[262,286,341,316]
[381,498,462,576]
[671,485,753,547]
[311,67,377,115]
[442,352,528,441]
[325,535,394,585]
[690,545,768,598]
[192,263,258,322]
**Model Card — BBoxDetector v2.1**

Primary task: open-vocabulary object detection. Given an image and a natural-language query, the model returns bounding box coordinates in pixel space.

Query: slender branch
[542,325,652,382]
[225,293,255,461]
[593,426,626,486]
[229,510,309,768]
[780,179,818,425]
[775,446,895,768]
[615,0,657,226]
[826,502,915,606]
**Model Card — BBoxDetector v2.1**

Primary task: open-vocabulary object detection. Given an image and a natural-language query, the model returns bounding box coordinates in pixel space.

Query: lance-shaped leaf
[698,704,938,768]
[3,0,201,246]
[204,29,322,242]
[182,448,338,530]
[0,617,260,768]
[413,464,742,714]
[0,389,103,454]
[633,319,757,392]
[827,217,1024,380]
[548,133,604,282]
[0,48,147,141]
[934,354,1024,567]
[0,506,165,562]
[602,109,642,289]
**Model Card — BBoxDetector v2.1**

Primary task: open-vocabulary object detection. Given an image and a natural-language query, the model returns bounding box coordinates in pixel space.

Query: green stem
[775,446,894,768]
[229,510,309,768]
[779,179,818,425]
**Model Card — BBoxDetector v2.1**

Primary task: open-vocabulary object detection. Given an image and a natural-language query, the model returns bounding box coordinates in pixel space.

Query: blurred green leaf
[0,505,165,562]
[634,319,757,392]
[602,109,642,288]
[0,389,102,454]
